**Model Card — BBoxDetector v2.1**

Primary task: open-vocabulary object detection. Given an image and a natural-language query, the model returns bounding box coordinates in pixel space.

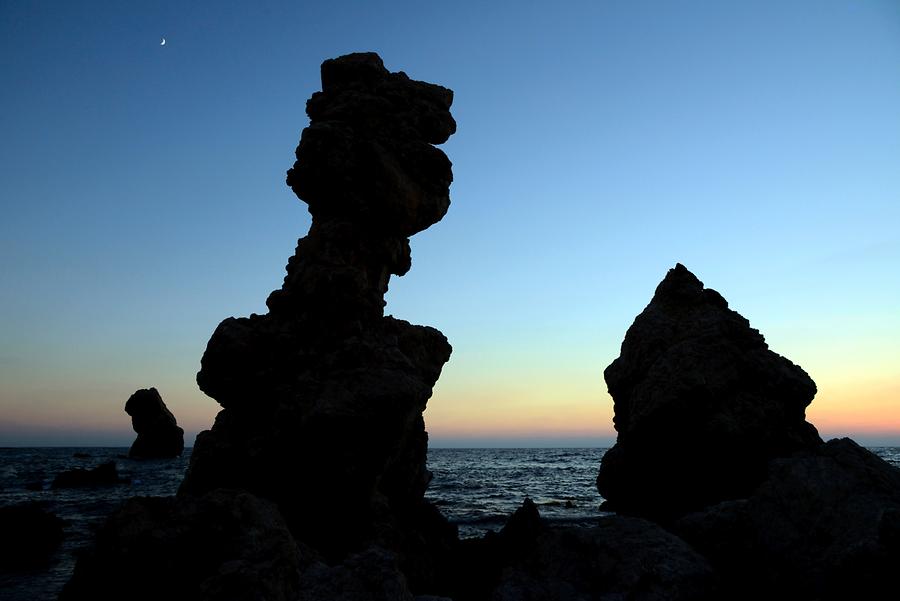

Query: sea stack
[125,387,184,459]
[180,52,457,571]
[597,264,822,520]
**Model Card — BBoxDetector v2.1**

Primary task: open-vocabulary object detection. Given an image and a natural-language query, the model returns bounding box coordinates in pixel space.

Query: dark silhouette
[63,491,302,601]
[51,461,121,488]
[597,263,821,520]
[445,498,716,601]
[125,387,184,459]
[599,264,900,600]
[676,437,900,600]
[491,503,715,601]
[0,503,64,570]
[180,52,458,580]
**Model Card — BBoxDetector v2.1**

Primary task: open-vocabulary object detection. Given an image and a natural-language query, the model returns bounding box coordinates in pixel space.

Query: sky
[1,0,898,447]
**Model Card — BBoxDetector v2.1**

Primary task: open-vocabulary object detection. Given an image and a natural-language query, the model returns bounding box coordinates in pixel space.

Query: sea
[2,446,900,600]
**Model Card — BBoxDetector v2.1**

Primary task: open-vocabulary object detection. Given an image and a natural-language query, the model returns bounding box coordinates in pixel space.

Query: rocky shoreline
[58,53,900,601]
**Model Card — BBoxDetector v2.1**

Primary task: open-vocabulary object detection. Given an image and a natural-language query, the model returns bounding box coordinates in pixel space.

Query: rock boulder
[675,438,900,600]
[597,264,822,520]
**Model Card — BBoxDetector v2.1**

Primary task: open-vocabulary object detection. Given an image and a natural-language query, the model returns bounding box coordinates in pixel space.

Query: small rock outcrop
[676,438,900,600]
[177,52,457,582]
[125,387,184,459]
[597,264,822,520]
[52,461,122,488]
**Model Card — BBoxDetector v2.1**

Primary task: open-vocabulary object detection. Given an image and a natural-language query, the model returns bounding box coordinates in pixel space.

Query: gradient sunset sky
[2,0,898,447]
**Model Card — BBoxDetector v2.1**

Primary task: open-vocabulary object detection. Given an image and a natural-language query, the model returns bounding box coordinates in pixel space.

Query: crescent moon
[160,37,166,46]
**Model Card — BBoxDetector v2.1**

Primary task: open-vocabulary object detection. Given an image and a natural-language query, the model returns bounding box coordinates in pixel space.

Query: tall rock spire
[181,53,457,572]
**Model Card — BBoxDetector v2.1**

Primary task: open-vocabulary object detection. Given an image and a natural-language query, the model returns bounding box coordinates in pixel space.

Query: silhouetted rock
[676,438,900,600]
[52,461,121,488]
[0,502,64,570]
[61,489,303,601]
[178,52,457,587]
[125,387,184,458]
[597,263,822,520]
[435,500,535,601]
[498,497,543,548]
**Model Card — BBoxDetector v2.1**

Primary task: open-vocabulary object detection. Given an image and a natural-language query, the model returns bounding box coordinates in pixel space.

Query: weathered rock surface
[494,519,717,601]
[0,502,65,570]
[449,499,717,601]
[676,438,900,600]
[597,263,822,520]
[52,461,122,488]
[298,546,415,601]
[126,387,184,459]
[177,52,457,585]
[60,489,303,601]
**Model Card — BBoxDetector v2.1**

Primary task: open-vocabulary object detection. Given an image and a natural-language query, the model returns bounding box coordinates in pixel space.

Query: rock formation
[597,263,822,520]
[178,52,457,578]
[126,387,184,459]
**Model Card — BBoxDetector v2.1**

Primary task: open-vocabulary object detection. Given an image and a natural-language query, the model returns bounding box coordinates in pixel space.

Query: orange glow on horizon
[425,366,900,443]
[808,376,900,437]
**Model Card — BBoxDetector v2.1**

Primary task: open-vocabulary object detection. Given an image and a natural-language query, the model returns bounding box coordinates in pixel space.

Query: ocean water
[426,448,608,538]
[0,448,191,600]
[2,446,899,599]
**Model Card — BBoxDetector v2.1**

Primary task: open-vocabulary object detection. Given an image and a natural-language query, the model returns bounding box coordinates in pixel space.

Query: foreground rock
[0,503,64,570]
[52,461,122,488]
[450,499,717,601]
[61,489,303,601]
[676,438,900,600]
[298,546,415,601]
[494,520,717,601]
[125,387,185,458]
[62,487,425,601]
[597,263,822,520]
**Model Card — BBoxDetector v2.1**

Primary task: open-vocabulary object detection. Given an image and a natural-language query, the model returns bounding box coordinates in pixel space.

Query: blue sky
[1,0,899,446]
